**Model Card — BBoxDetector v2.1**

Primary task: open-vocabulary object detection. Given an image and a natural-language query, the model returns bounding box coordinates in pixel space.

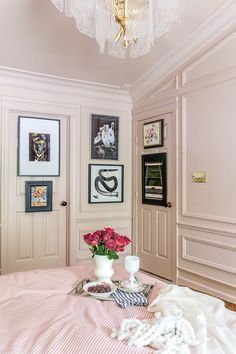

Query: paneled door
[2,111,68,274]
[136,113,175,281]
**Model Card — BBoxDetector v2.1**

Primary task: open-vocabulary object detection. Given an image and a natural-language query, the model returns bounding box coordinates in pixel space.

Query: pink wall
[133,29,236,303]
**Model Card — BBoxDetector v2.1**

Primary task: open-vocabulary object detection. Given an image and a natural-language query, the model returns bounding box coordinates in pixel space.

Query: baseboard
[177,269,236,304]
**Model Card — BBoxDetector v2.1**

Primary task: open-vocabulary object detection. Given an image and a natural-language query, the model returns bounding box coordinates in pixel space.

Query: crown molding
[0,66,132,105]
[130,0,236,102]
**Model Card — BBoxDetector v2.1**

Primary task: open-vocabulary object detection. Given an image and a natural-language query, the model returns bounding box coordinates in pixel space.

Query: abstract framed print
[25,181,52,212]
[17,116,60,176]
[143,119,164,149]
[142,153,167,206]
[88,164,124,203]
[91,114,119,160]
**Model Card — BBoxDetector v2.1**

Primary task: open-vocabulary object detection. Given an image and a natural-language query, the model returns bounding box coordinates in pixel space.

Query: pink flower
[93,230,102,240]
[123,236,131,246]
[104,227,115,236]
[83,233,100,246]
[114,234,126,247]
[83,227,132,260]
[116,246,124,252]
[105,239,116,251]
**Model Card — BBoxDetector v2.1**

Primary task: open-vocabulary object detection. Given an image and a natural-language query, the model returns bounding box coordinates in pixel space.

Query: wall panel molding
[177,222,236,239]
[131,0,236,101]
[182,235,236,274]
[181,83,236,225]
[77,104,132,221]
[182,32,236,86]
[177,269,236,304]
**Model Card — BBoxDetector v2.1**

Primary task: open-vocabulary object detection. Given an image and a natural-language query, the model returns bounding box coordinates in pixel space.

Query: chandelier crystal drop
[51,0,190,59]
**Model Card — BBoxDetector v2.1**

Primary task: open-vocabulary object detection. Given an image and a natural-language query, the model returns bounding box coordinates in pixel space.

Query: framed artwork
[25,181,52,212]
[143,119,164,149]
[17,116,60,176]
[91,114,119,160]
[142,153,167,206]
[88,164,124,203]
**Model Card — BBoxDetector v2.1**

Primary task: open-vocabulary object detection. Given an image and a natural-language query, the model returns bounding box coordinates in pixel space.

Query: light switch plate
[192,171,207,183]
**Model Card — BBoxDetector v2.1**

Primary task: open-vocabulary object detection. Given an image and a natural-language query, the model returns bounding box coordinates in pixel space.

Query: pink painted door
[136,113,176,281]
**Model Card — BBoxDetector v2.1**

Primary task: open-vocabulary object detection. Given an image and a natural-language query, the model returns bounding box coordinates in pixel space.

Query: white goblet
[125,256,140,288]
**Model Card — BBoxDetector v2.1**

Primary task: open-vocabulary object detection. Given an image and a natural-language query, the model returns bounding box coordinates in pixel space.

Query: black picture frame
[143,119,164,149]
[142,153,167,206]
[91,114,119,160]
[18,116,60,176]
[88,164,124,203]
[25,181,53,212]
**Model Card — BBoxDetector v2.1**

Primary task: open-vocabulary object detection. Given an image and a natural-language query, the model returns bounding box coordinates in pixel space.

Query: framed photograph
[143,119,164,149]
[25,181,52,212]
[91,114,119,160]
[88,164,124,203]
[18,116,60,176]
[142,153,167,206]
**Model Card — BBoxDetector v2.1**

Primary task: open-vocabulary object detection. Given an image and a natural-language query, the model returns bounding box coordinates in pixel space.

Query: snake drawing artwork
[93,168,119,199]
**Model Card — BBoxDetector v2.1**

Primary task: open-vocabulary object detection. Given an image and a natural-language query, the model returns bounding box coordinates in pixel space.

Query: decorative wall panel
[142,209,152,253]
[16,213,33,260]
[157,211,167,258]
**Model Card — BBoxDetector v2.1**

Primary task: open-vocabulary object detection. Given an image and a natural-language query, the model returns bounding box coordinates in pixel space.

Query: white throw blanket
[112,284,236,353]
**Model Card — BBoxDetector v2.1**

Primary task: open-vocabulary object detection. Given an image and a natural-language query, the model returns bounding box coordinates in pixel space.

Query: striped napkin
[111,285,152,308]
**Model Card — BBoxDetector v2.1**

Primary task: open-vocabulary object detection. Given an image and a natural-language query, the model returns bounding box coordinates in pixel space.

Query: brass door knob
[60,201,67,206]
[166,202,172,208]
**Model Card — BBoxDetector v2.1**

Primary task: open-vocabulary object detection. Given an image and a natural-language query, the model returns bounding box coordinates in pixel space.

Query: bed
[0,263,235,353]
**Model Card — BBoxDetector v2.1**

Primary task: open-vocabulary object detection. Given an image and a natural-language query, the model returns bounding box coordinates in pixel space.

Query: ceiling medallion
[51,0,190,59]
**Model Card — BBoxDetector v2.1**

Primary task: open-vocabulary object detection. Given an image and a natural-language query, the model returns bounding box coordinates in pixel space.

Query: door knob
[166,202,172,208]
[60,201,67,206]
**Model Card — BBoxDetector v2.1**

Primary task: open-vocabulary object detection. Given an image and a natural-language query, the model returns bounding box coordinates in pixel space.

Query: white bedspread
[113,284,236,353]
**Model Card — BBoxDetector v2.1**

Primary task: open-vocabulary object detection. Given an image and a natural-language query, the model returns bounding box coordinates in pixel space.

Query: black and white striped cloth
[112,285,152,308]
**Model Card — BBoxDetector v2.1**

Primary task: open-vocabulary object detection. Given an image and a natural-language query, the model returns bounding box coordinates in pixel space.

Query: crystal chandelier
[51,0,190,59]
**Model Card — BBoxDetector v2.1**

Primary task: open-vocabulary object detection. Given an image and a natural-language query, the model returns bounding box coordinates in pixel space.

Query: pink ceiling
[0,0,226,87]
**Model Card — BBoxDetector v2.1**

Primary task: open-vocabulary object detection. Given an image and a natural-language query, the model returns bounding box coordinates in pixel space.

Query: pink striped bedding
[0,263,164,353]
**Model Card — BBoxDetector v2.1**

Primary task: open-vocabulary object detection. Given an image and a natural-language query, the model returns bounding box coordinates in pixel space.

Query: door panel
[4,112,68,273]
[137,113,175,281]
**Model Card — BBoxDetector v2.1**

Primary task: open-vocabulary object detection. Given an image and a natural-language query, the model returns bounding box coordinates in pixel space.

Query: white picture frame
[88,164,124,203]
[17,116,60,176]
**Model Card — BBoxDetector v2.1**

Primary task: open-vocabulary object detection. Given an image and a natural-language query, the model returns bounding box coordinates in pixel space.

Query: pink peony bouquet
[83,227,131,260]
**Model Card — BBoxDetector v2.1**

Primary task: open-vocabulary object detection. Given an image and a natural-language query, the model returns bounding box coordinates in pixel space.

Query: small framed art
[143,119,164,149]
[88,164,124,203]
[18,116,60,176]
[25,181,53,212]
[91,114,119,160]
[142,153,167,206]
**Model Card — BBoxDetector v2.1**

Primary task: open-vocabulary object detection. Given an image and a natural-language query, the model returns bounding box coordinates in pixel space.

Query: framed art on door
[88,164,124,203]
[143,119,164,148]
[142,153,167,206]
[25,181,53,212]
[17,116,60,176]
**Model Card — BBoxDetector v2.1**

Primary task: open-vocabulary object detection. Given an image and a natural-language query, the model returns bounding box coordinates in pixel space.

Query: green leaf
[108,251,119,260]
[96,244,107,255]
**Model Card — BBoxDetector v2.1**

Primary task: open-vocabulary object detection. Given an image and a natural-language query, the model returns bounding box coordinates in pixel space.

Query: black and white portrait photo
[88,164,124,203]
[29,133,50,162]
[91,114,119,160]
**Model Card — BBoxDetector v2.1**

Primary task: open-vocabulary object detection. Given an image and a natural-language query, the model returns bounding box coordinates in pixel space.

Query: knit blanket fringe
[111,311,198,353]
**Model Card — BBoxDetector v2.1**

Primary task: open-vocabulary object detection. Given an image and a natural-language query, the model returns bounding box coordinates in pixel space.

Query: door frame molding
[132,100,177,282]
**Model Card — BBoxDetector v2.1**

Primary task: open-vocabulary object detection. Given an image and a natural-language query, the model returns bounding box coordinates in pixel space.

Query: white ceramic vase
[94,255,114,283]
